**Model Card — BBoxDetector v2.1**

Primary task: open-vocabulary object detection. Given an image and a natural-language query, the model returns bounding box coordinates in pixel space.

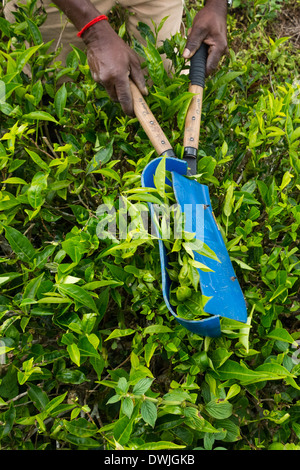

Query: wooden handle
[183,84,203,150]
[130,80,173,156]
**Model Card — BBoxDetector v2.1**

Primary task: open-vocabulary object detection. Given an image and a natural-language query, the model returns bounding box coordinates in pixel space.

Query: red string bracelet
[77,15,108,38]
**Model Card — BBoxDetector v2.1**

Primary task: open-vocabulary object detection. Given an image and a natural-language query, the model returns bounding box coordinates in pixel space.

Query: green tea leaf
[3,225,36,264]
[25,148,50,171]
[136,441,186,450]
[205,399,233,419]
[58,284,98,313]
[223,183,235,218]
[216,360,295,385]
[107,395,121,405]
[183,239,220,263]
[141,399,157,427]
[23,273,44,301]
[231,257,255,271]
[54,83,67,119]
[91,168,120,184]
[122,397,134,419]
[77,336,99,358]
[143,325,172,335]
[65,434,100,448]
[269,285,288,302]
[113,415,133,445]
[27,172,48,209]
[83,280,123,290]
[105,328,135,341]
[3,177,27,185]
[153,156,166,198]
[266,328,297,346]
[16,45,42,72]
[23,111,58,123]
[133,378,153,395]
[55,369,87,384]
[0,403,16,438]
[67,343,81,367]
[64,418,98,438]
[143,38,165,83]
[28,384,49,411]
[25,17,43,45]
[86,141,114,173]
[0,272,21,286]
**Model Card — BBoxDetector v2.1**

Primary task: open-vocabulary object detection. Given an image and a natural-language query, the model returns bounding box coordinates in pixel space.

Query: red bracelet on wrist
[77,15,108,38]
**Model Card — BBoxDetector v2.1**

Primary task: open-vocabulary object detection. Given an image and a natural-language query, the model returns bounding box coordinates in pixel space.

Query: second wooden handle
[130,80,173,156]
[183,84,203,150]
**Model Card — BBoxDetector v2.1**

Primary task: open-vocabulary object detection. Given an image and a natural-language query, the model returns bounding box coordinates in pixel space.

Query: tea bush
[0,0,299,451]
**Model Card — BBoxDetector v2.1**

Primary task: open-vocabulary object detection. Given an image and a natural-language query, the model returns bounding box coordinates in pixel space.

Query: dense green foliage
[0,0,299,450]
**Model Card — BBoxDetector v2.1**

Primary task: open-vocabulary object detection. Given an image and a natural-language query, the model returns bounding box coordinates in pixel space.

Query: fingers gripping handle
[184,43,208,175]
[190,42,208,88]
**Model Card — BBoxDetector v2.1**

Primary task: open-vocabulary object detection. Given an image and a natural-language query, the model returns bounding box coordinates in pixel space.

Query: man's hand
[83,21,147,116]
[52,0,147,116]
[183,0,228,76]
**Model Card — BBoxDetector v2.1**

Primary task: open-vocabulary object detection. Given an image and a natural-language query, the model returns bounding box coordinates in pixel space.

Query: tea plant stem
[101,355,132,382]
[5,391,28,404]
[42,136,59,159]
[55,20,68,52]
[28,136,55,160]
[23,223,35,237]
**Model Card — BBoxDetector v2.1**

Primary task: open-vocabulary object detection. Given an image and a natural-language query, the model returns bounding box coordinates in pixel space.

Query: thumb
[183,27,206,59]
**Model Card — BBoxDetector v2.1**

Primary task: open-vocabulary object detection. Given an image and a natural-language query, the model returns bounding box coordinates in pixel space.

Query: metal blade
[172,171,248,323]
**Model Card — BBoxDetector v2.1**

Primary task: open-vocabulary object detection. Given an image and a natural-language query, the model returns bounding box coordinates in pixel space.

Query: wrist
[77,15,108,39]
[80,17,111,45]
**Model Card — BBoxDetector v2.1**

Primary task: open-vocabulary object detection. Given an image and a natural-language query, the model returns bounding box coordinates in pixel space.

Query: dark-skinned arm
[183,0,228,76]
[52,0,147,116]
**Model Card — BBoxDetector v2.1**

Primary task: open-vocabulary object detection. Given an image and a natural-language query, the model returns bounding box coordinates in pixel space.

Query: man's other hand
[183,0,228,76]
